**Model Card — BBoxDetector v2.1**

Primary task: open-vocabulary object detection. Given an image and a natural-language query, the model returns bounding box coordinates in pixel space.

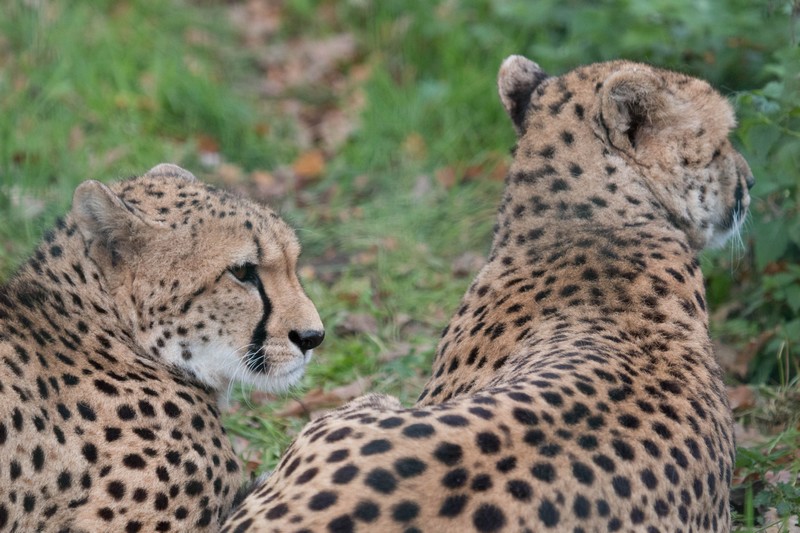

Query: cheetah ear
[145,163,197,182]
[72,180,149,267]
[599,66,672,154]
[498,55,550,136]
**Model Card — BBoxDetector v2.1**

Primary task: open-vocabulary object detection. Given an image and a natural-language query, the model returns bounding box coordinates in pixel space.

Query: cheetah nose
[289,329,325,353]
[745,174,755,190]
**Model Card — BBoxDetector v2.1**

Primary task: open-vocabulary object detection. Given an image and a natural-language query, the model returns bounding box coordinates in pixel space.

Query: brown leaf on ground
[217,163,244,186]
[318,109,358,153]
[403,132,427,161]
[490,159,510,181]
[381,237,398,251]
[714,330,775,379]
[7,186,47,219]
[452,251,486,278]
[229,435,266,477]
[379,342,413,363]
[727,385,756,412]
[733,421,769,449]
[292,149,326,183]
[197,133,219,154]
[228,0,282,47]
[247,390,279,406]
[764,469,798,486]
[229,2,365,154]
[259,34,358,95]
[298,265,316,282]
[69,125,85,150]
[435,166,457,189]
[196,134,221,168]
[763,508,800,533]
[230,435,253,459]
[335,313,378,336]
[250,169,288,199]
[411,174,433,201]
[276,377,372,418]
[763,260,789,275]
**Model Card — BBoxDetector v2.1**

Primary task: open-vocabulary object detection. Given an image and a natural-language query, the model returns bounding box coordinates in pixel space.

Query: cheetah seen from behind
[0,164,324,531]
[222,56,753,533]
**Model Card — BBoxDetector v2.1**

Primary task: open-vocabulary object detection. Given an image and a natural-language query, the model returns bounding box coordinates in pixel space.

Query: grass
[0,0,295,276]
[1,0,798,528]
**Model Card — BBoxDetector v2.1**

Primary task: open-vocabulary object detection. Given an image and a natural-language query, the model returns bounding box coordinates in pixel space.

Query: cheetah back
[222,57,752,533]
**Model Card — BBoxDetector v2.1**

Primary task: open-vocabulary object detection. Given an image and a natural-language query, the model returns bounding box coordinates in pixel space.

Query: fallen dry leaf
[733,421,769,449]
[490,160,510,181]
[714,330,775,379]
[403,132,427,161]
[763,261,789,275]
[196,133,219,154]
[7,186,47,219]
[292,149,326,183]
[435,166,457,189]
[260,34,358,94]
[228,0,282,47]
[216,162,244,186]
[764,469,798,486]
[276,377,372,418]
[764,508,800,533]
[379,342,413,363]
[452,251,486,278]
[250,169,288,199]
[411,174,433,201]
[335,313,379,337]
[298,265,317,282]
[381,237,399,251]
[318,109,358,153]
[727,385,756,411]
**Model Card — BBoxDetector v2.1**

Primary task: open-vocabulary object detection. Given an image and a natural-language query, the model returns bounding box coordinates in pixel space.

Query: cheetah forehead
[109,165,293,238]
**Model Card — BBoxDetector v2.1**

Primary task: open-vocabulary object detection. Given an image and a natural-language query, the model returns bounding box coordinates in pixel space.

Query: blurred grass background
[1,0,799,528]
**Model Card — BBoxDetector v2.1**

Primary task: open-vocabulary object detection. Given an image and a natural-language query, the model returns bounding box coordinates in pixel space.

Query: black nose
[745,174,755,190]
[289,329,325,352]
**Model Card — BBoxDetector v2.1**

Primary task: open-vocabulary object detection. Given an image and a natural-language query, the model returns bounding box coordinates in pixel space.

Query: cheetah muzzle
[222,57,753,532]
[0,164,323,531]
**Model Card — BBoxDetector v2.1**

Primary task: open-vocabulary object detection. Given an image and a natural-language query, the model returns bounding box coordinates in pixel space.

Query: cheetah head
[499,55,753,250]
[72,164,324,393]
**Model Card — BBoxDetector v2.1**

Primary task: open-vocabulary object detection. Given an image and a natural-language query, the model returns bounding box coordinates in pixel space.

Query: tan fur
[222,58,752,533]
[0,165,322,531]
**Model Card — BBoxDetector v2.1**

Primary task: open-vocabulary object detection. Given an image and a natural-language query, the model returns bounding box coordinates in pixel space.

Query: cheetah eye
[228,263,258,284]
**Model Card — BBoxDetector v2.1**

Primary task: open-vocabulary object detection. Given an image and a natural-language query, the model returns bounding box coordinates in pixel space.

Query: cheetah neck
[423,217,714,405]
[0,216,140,359]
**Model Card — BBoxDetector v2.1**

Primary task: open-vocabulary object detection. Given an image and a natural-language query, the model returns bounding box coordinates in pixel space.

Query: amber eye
[228,263,258,284]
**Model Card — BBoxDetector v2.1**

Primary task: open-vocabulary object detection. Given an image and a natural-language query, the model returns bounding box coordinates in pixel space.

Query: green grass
[1,0,799,527]
[0,0,295,276]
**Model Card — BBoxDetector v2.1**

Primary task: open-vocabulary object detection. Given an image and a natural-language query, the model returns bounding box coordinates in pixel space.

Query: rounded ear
[145,163,197,181]
[498,55,550,136]
[599,67,671,154]
[72,180,149,266]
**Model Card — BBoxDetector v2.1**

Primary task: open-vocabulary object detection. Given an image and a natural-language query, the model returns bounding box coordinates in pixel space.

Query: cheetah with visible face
[222,57,752,532]
[0,164,323,531]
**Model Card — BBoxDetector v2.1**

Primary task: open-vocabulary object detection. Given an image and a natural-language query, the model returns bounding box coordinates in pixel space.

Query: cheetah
[0,164,324,531]
[221,56,753,533]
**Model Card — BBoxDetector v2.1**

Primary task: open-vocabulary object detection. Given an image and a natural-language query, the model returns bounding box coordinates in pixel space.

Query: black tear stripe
[245,274,273,373]
[722,181,745,230]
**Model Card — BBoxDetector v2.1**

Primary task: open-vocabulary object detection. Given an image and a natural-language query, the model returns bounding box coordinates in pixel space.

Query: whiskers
[220,343,257,408]
[727,209,750,271]
[219,341,308,407]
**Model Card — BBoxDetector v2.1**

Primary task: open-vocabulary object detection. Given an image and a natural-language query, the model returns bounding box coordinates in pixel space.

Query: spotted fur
[0,164,323,531]
[221,57,753,533]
